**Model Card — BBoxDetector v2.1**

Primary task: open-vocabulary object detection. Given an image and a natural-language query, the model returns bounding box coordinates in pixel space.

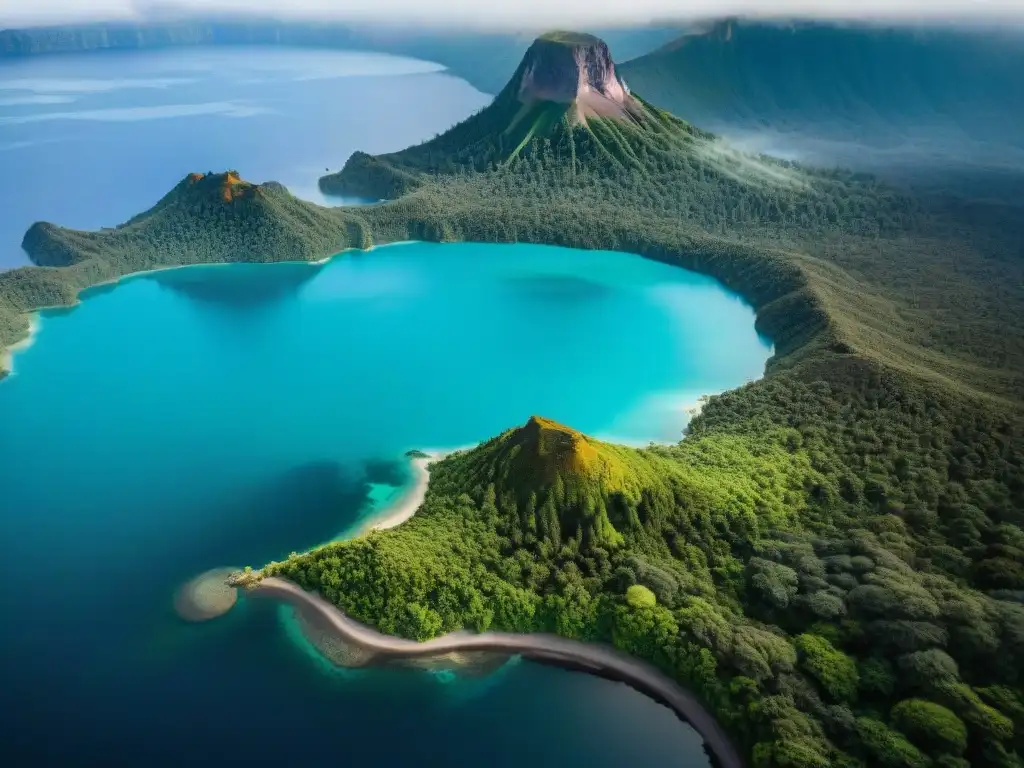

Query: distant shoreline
[252,576,743,768]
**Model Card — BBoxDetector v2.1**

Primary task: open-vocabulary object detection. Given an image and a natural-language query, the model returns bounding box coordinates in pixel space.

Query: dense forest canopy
[5,29,1024,768]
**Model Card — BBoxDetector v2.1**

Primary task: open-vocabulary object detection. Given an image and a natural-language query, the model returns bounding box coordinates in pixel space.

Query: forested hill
[0,19,680,96]
[21,171,370,270]
[619,20,1024,168]
[0,171,370,358]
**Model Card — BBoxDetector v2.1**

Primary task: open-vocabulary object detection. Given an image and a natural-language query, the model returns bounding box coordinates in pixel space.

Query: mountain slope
[450,415,675,548]
[620,20,1024,171]
[320,31,692,197]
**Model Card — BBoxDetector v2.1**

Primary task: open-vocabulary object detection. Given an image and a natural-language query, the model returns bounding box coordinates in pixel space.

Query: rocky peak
[515,31,638,120]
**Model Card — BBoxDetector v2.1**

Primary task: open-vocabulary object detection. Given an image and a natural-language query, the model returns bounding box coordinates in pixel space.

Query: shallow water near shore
[0,241,769,765]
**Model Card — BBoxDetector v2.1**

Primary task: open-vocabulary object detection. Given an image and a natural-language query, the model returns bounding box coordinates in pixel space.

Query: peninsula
[6,30,1024,768]
[252,575,744,768]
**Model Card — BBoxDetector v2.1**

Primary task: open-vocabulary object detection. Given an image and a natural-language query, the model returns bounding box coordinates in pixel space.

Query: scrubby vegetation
[6,30,1024,768]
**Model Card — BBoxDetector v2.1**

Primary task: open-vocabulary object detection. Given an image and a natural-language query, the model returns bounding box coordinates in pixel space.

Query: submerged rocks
[173,567,240,622]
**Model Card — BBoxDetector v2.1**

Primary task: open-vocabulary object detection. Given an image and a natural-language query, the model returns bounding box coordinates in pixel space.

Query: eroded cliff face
[515,33,638,120]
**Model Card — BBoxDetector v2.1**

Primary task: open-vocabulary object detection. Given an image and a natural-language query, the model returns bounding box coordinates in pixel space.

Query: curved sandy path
[253,577,744,768]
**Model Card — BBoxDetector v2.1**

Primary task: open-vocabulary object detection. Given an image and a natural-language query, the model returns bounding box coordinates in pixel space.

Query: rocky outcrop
[513,32,640,121]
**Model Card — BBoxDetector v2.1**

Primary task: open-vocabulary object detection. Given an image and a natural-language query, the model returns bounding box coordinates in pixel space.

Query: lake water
[0,46,490,267]
[0,47,769,768]
[0,242,770,766]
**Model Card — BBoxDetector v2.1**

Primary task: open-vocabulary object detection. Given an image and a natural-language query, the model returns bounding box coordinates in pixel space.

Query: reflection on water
[502,273,613,301]
[150,262,325,310]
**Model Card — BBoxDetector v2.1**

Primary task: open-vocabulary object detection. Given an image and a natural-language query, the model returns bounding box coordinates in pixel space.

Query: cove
[0,241,771,766]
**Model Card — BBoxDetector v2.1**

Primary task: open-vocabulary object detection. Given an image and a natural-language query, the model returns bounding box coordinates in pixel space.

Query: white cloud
[2,0,1024,29]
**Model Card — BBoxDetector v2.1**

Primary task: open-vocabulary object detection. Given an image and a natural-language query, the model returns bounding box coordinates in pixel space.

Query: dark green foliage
[891,699,968,757]
[795,634,859,703]
[856,716,931,768]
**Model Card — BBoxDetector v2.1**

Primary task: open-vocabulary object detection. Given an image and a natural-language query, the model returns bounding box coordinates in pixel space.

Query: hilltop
[448,415,671,548]
[320,30,719,198]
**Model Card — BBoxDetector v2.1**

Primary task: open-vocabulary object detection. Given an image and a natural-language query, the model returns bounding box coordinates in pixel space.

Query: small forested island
[7,30,1024,768]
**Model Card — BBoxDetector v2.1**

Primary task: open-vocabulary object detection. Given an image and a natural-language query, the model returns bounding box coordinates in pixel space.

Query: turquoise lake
[0,241,770,766]
[0,45,770,767]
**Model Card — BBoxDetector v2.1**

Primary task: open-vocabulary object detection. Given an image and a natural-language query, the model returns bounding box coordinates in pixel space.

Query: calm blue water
[0,46,489,267]
[0,46,768,768]
[0,242,769,766]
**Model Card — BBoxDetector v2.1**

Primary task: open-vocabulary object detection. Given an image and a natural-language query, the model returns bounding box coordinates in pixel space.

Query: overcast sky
[2,0,1023,30]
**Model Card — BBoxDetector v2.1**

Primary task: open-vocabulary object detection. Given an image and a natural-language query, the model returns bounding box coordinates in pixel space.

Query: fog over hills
[620,20,1024,185]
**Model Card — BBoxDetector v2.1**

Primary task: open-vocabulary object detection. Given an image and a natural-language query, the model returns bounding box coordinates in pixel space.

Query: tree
[796,633,859,703]
[899,649,959,691]
[626,584,657,608]
[855,717,930,768]
[891,699,968,757]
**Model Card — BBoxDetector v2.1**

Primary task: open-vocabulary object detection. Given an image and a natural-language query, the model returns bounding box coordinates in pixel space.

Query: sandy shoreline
[1,314,41,376]
[252,576,743,768]
[358,455,434,535]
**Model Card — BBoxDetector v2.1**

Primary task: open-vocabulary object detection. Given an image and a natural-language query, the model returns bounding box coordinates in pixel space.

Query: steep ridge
[620,20,1024,170]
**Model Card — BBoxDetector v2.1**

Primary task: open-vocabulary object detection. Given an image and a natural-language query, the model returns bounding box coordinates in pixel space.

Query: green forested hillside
[6,30,1024,768]
[619,20,1024,171]
[620,21,1024,137]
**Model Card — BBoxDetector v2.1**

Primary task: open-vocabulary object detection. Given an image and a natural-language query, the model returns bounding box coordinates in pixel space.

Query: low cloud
[2,0,1024,29]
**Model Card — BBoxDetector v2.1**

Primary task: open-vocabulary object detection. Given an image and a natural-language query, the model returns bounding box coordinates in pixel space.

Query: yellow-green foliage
[626,584,657,607]
[795,633,859,702]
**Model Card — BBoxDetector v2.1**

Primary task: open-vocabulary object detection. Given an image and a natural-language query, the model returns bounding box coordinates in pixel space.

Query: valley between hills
[3,28,1024,768]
